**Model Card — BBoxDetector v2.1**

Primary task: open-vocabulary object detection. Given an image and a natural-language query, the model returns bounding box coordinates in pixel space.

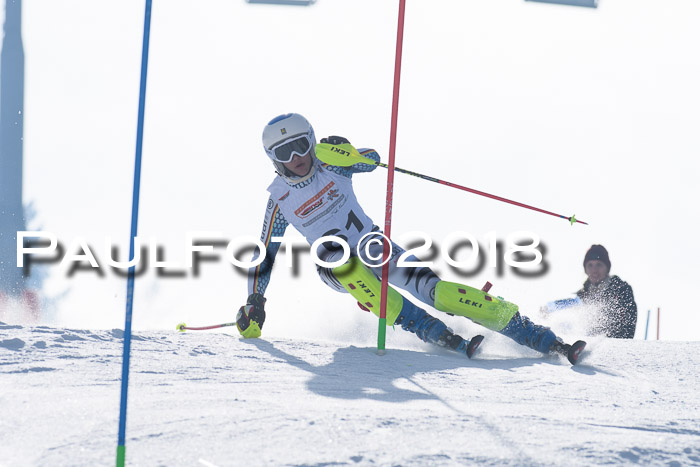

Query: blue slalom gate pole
[644,309,650,340]
[117,1,153,465]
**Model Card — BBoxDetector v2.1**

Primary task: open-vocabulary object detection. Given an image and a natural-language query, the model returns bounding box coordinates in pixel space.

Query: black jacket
[576,275,637,339]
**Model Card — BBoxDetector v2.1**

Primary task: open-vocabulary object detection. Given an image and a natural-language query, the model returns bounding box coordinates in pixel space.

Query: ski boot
[550,338,587,365]
[395,300,484,359]
[500,312,586,364]
[446,332,484,359]
[499,312,557,353]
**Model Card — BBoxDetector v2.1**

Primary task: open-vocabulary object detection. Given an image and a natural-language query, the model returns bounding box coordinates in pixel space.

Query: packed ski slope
[1,322,699,466]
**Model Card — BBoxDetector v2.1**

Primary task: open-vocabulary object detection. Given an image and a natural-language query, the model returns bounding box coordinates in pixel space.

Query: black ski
[467,334,485,358]
[567,340,587,365]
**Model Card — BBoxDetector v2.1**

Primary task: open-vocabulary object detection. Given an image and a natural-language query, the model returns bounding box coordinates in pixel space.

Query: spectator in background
[576,244,637,339]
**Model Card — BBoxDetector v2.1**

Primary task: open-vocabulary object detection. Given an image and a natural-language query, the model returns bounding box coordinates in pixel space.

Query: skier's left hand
[236,293,266,338]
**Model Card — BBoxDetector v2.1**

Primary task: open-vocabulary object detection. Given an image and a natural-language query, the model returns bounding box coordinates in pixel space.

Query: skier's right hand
[320,135,351,145]
[236,293,266,338]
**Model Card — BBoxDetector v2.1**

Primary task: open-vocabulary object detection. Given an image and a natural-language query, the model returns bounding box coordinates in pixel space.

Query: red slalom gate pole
[378,0,407,354]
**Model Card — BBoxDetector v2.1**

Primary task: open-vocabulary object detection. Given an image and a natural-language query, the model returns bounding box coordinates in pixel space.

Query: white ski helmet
[262,113,317,183]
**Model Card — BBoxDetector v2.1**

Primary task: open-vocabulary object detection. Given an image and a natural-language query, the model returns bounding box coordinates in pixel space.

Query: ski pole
[176,322,237,332]
[315,143,587,226]
[378,162,586,225]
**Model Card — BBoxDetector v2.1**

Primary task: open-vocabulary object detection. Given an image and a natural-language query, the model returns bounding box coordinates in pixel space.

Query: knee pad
[316,249,350,293]
[434,281,518,331]
[332,257,404,326]
[317,264,348,294]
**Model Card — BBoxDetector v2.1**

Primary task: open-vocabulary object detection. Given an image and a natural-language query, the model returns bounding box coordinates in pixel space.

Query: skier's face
[584,260,609,284]
[282,151,313,176]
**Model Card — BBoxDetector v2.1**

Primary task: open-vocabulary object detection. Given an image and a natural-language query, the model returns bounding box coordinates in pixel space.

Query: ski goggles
[267,134,313,163]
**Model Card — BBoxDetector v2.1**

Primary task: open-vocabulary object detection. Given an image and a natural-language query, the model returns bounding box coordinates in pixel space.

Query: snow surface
[1,322,699,466]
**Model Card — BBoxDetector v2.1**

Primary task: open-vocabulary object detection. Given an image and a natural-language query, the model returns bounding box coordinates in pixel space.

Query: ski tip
[467,334,485,359]
[176,322,187,332]
[567,340,587,365]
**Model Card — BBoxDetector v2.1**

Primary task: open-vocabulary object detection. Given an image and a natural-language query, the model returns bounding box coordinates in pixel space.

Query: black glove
[236,293,266,338]
[320,136,351,145]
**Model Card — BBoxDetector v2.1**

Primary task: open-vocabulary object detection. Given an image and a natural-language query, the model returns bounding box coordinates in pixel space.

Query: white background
[6,0,700,340]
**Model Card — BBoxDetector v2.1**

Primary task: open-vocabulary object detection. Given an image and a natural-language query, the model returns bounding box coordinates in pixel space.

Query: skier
[236,113,585,363]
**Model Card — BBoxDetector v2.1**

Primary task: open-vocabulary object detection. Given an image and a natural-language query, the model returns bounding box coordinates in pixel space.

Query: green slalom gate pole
[117,1,153,465]
[378,0,407,353]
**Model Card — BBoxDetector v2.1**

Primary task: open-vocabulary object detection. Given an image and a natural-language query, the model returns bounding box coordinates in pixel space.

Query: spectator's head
[583,244,611,284]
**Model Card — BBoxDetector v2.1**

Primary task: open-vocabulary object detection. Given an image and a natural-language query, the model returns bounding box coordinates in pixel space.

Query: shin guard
[332,257,404,326]
[434,281,518,331]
